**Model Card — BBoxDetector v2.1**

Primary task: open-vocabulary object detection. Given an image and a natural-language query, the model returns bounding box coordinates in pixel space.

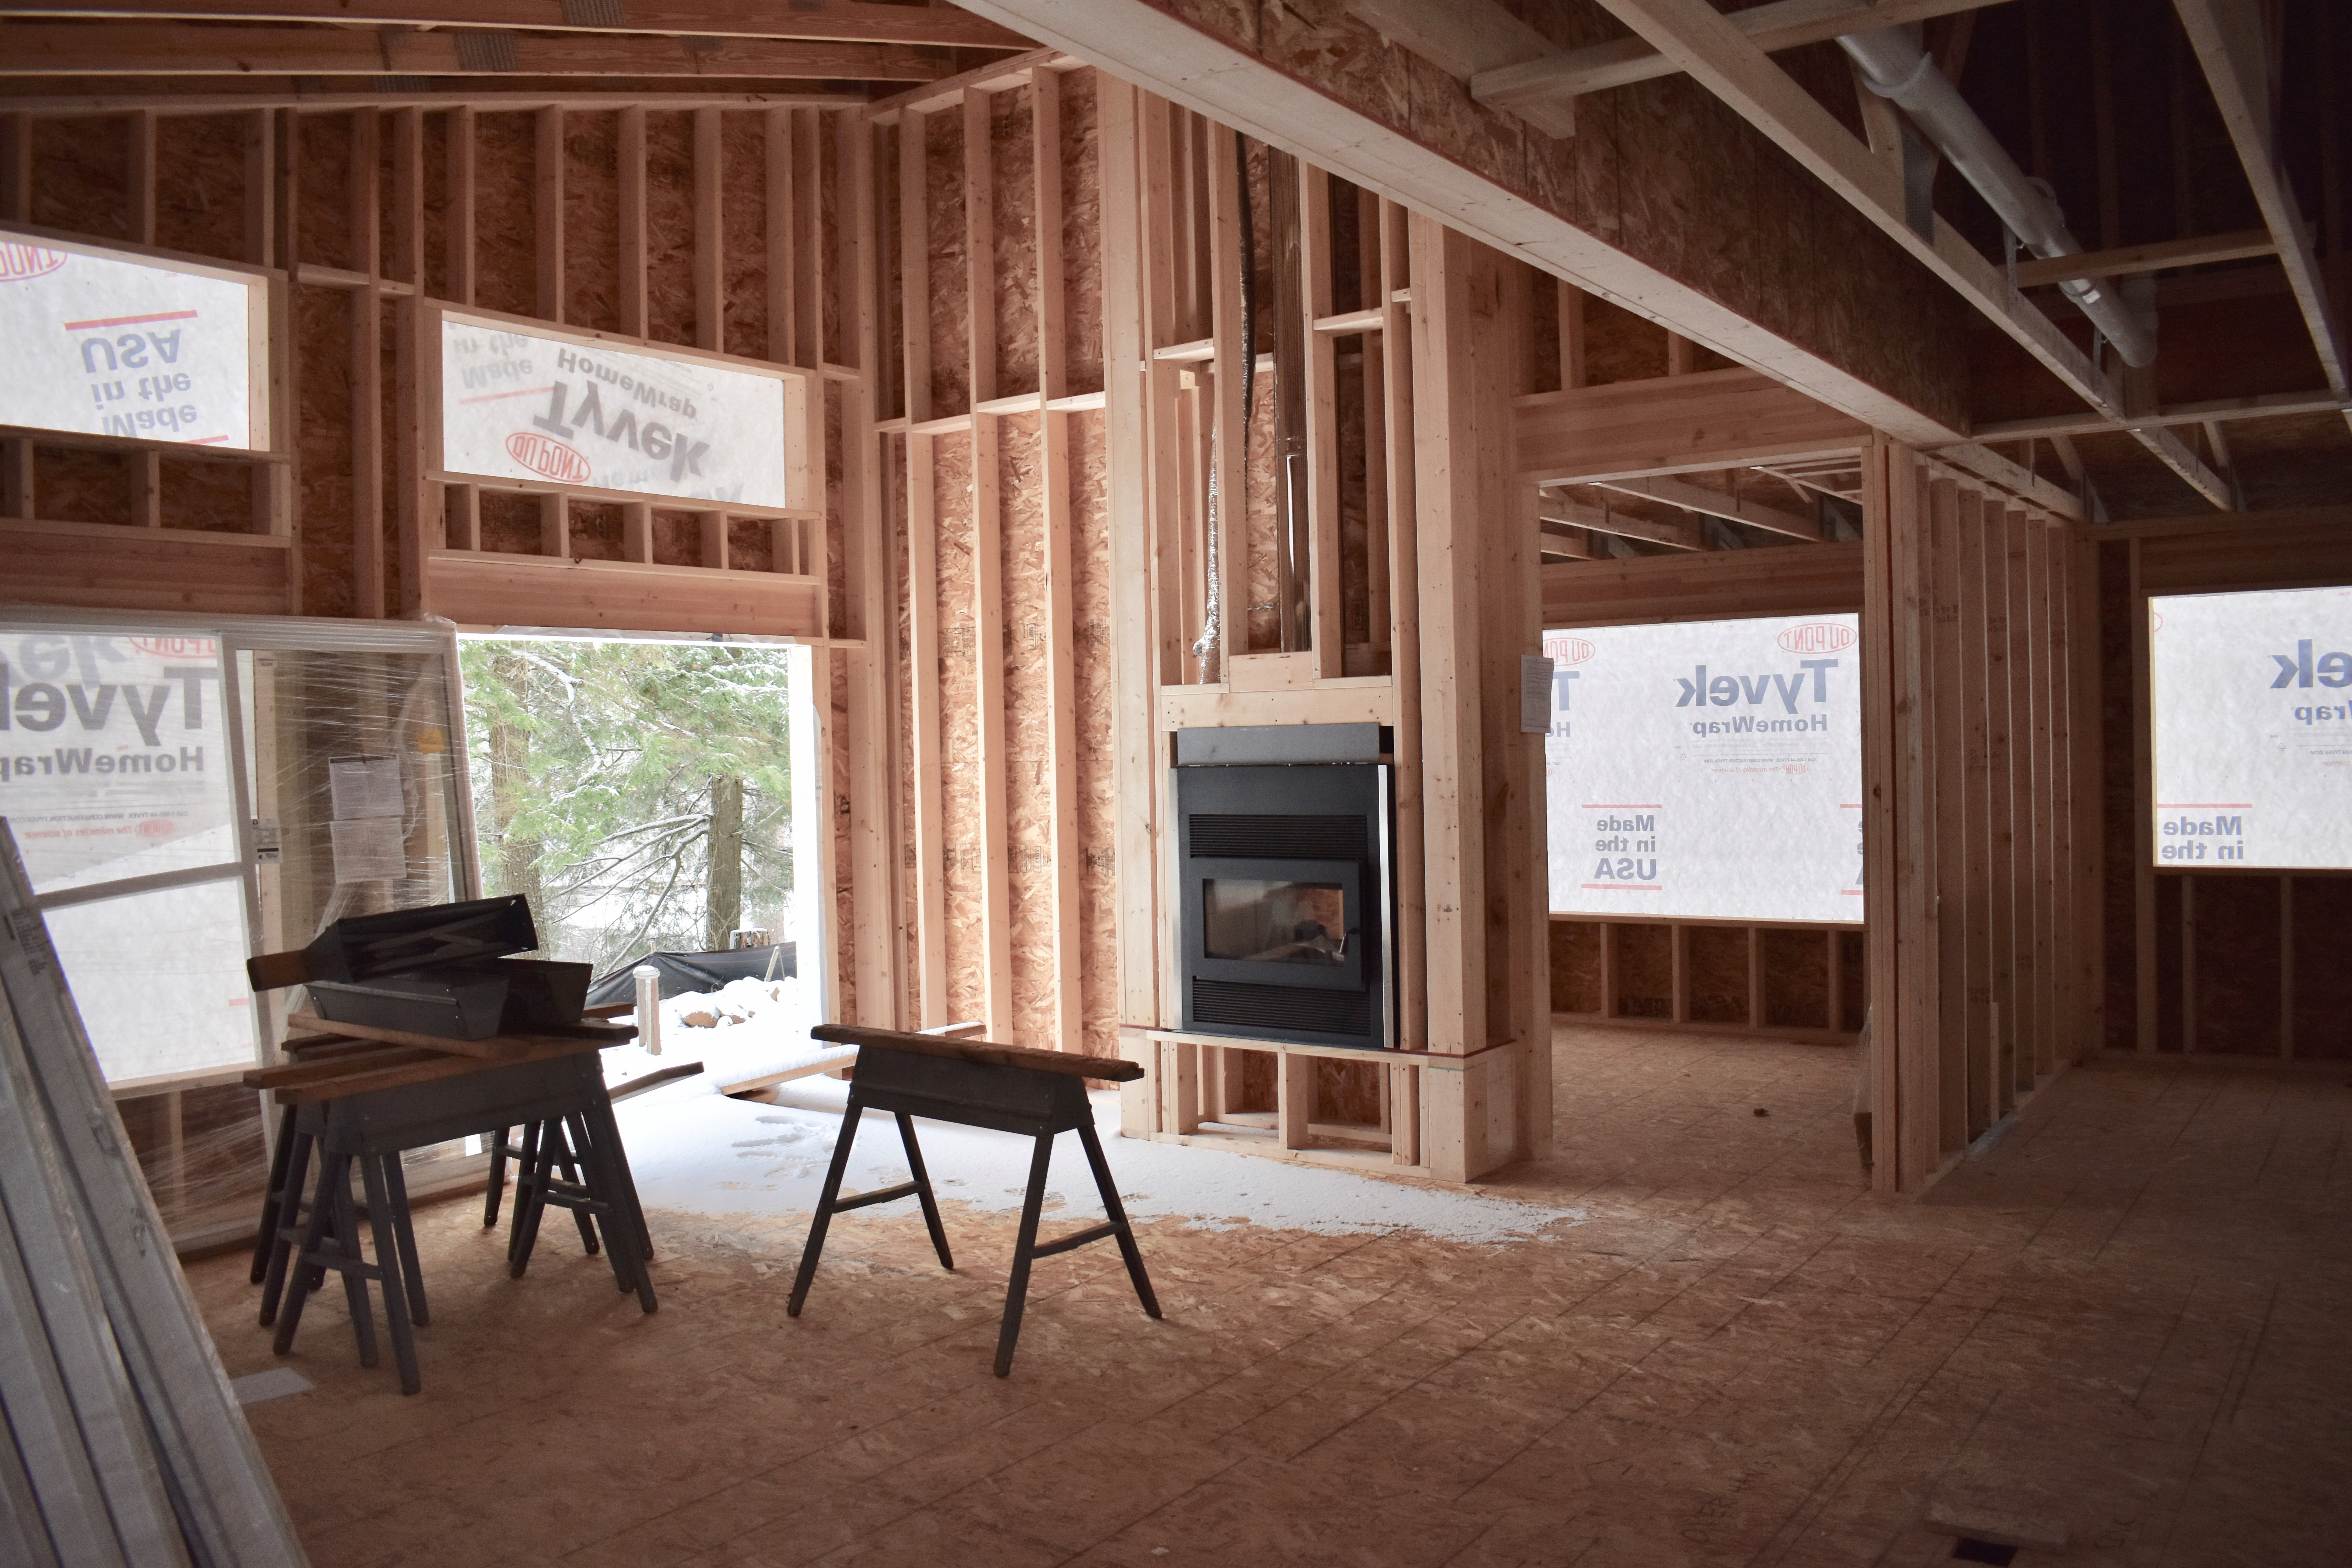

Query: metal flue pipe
[1839,25,2158,367]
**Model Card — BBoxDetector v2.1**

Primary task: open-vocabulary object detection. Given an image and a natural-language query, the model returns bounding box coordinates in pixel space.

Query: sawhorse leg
[788,1102,956,1318]
[993,1132,1059,1378]
[1076,1120,1161,1321]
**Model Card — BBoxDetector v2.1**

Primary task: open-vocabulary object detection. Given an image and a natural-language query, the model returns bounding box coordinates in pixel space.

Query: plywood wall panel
[158,457,255,534]
[925,111,969,416]
[1068,409,1119,1058]
[1059,71,1104,398]
[643,110,696,346]
[32,114,130,243]
[2187,875,2281,1056]
[2290,878,2352,1060]
[567,501,623,561]
[294,282,354,615]
[1761,927,1832,1029]
[478,491,542,556]
[999,411,1054,1048]
[32,446,132,526]
[933,428,984,1027]
[1686,926,1749,1024]
[154,115,249,263]
[1614,923,1671,1018]
[472,112,537,317]
[721,111,768,360]
[991,91,1039,399]
[651,507,704,567]
[562,111,621,334]
[1548,919,1601,1014]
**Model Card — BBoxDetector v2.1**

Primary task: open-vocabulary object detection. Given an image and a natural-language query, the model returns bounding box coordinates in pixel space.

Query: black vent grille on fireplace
[1191,978,1372,1037]
[1189,813,1368,861]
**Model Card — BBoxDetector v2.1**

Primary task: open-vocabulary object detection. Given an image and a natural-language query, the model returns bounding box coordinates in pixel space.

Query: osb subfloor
[185,1026,2352,1567]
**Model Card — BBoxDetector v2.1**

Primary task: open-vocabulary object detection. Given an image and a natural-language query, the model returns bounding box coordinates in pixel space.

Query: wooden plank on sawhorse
[788,1024,1160,1376]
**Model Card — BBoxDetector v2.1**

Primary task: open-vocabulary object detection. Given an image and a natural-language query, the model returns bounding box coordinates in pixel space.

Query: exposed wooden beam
[1517,368,1867,485]
[1584,0,2233,508]
[0,23,952,77]
[1471,0,2007,114]
[1542,490,1706,552]
[951,0,1975,447]
[0,86,863,111]
[2173,0,2352,427]
[1541,539,1864,626]
[1974,386,2349,441]
[1589,470,1819,540]
[2009,227,2275,288]
[0,0,1028,45]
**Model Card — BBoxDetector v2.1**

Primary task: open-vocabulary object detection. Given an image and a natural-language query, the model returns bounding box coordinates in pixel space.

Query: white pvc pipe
[633,965,662,1057]
[1840,25,2158,367]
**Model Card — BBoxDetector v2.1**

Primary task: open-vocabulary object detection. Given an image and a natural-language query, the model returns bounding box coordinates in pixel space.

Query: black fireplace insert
[1174,728,1394,1051]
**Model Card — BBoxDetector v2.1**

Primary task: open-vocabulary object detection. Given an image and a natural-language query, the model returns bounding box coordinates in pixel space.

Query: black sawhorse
[260,1049,656,1394]
[787,1024,1160,1377]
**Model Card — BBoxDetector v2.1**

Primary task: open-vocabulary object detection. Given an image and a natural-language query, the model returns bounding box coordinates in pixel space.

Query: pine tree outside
[457,637,800,978]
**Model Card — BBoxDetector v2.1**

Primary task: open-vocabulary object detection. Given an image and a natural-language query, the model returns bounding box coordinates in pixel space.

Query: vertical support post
[351,108,384,618]
[693,106,723,353]
[534,106,563,323]
[1746,926,1764,1030]
[2131,542,2155,1051]
[1101,82,1163,1051]
[906,434,949,1026]
[1670,923,1690,1024]
[2279,877,2294,1058]
[1278,1050,1312,1150]
[445,105,475,307]
[618,105,647,336]
[1205,122,1247,678]
[1298,160,1344,677]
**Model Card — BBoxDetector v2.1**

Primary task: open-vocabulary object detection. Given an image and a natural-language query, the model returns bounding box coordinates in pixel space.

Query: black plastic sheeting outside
[585,944,797,1007]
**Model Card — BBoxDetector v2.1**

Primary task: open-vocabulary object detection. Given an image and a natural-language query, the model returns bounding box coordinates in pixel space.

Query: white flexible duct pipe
[1840,25,2158,367]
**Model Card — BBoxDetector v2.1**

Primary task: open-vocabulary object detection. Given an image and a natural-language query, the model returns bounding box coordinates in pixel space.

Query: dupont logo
[1548,637,1596,665]
[0,243,67,281]
[507,430,589,483]
[129,635,217,658]
[1777,622,1855,655]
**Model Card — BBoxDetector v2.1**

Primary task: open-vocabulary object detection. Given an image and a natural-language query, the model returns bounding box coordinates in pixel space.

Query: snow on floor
[593,974,1581,1243]
[612,1074,1583,1247]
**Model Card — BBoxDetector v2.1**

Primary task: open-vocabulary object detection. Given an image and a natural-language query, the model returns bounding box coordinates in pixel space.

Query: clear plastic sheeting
[47,876,254,1083]
[1,630,236,897]
[245,644,469,967]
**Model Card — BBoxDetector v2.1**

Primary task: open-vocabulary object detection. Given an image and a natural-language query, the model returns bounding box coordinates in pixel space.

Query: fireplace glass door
[1185,857,1364,992]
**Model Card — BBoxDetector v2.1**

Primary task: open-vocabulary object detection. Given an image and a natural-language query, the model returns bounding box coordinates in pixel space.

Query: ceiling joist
[2172,0,2352,433]
[0,0,1027,47]
[0,22,951,77]
[1582,0,2234,509]
[1588,472,1821,541]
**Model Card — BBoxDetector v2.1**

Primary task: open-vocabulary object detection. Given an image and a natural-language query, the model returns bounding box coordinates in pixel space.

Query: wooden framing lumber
[2172,0,2352,426]
[1516,369,1867,485]
[0,0,1029,46]
[0,23,956,79]
[1581,0,2232,507]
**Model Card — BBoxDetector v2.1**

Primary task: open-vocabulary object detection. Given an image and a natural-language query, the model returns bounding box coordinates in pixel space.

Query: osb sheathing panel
[644,111,697,347]
[889,438,922,1019]
[2098,541,2136,1049]
[726,518,773,574]
[478,491,541,555]
[1068,410,1118,1058]
[159,457,254,534]
[564,112,621,334]
[2187,876,2281,1056]
[926,111,970,417]
[1548,919,1600,1013]
[1335,332,1373,651]
[831,647,856,1024]
[294,284,355,616]
[1760,926,1830,1029]
[155,116,250,264]
[932,430,984,1026]
[1613,922,1671,1018]
[378,297,405,615]
[32,446,132,527]
[32,116,130,244]
[422,113,451,301]
[721,112,768,360]
[1151,0,1971,432]
[1837,929,1865,1033]
[2290,877,2352,1060]
[1313,1056,1382,1128]
[651,508,704,567]
[472,113,536,318]
[991,92,1040,398]
[1244,364,1280,652]
[569,501,623,561]
[999,413,1054,1048]
[1060,72,1104,398]
[1686,925,1749,1024]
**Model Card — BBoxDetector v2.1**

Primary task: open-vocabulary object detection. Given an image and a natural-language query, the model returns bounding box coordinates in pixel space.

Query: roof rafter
[2172,0,2352,433]
[1582,0,2233,509]
[0,0,1027,47]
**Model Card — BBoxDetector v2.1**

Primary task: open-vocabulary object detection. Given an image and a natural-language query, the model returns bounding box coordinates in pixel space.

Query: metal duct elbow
[1839,25,2158,368]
